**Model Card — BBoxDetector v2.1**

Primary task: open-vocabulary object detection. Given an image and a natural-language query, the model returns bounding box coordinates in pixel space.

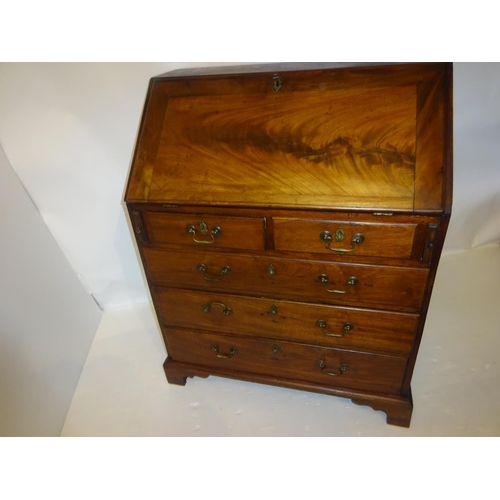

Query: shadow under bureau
[125,62,453,427]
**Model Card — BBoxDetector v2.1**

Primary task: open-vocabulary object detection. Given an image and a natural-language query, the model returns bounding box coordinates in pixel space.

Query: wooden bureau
[125,63,453,427]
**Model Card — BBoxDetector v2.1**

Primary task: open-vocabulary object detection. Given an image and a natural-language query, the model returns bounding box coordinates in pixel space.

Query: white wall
[0,146,102,436]
[0,63,498,309]
[0,62,255,309]
[447,63,500,251]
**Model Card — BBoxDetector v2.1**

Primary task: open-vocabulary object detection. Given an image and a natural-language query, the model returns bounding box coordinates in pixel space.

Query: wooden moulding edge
[163,358,413,427]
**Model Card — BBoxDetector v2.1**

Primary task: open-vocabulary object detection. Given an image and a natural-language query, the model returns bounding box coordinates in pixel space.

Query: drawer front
[274,218,417,259]
[144,212,265,251]
[144,248,428,311]
[165,328,407,395]
[155,288,418,354]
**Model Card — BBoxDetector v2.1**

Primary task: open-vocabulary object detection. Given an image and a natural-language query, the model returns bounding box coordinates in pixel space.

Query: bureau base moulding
[164,357,414,427]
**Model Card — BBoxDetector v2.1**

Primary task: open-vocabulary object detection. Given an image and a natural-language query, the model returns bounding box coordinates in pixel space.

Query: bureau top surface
[125,63,452,214]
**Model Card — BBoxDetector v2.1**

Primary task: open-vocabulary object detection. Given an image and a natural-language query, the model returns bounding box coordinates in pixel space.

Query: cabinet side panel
[414,65,448,212]
[125,81,168,202]
[401,215,450,395]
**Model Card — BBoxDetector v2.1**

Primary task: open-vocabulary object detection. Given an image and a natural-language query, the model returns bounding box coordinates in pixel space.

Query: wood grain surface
[144,212,265,250]
[126,63,452,427]
[154,287,418,354]
[164,327,408,395]
[149,85,417,209]
[144,248,428,311]
[273,218,417,258]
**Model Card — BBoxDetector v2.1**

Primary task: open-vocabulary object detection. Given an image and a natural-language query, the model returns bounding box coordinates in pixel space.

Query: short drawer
[274,218,417,259]
[154,288,418,355]
[165,328,408,395]
[143,248,428,311]
[144,212,265,251]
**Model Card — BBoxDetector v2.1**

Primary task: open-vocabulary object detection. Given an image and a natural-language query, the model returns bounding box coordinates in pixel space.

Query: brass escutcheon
[273,75,282,92]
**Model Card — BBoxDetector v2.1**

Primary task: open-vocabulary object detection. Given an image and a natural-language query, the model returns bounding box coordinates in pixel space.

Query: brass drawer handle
[202,302,233,316]
[316,360,349,376]
[186,221,222,245]
[320,230,365,253]
[316,320,354,337]
[317,274,358,294]
[211,345,238,359]
[197,263,231,282]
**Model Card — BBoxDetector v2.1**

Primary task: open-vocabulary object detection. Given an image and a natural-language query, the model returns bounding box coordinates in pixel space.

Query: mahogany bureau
[125,63,453,427]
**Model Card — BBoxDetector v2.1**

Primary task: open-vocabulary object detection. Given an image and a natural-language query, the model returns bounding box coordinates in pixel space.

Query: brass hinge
[422,223,439,262]
[131,210,149,243]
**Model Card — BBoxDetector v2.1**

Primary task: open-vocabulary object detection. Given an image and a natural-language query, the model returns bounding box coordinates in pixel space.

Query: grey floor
[61,243,500,436]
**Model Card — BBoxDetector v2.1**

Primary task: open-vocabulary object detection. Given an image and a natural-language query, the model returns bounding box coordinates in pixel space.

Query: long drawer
[164,328,408,395]
[154,287,418,355]
[144,248,428,311]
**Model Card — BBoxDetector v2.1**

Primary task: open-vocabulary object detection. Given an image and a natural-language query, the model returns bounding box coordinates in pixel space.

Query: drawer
[154,288,418,355]
[165,328,408,395]
[273,218,417,259]
[144,212,265,251]
[144,248,428,311]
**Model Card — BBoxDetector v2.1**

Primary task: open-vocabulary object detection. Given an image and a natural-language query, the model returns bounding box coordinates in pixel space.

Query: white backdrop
[0,62,499,310]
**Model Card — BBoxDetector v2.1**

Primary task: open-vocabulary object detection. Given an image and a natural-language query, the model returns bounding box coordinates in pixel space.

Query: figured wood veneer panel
[149,85,417,209]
